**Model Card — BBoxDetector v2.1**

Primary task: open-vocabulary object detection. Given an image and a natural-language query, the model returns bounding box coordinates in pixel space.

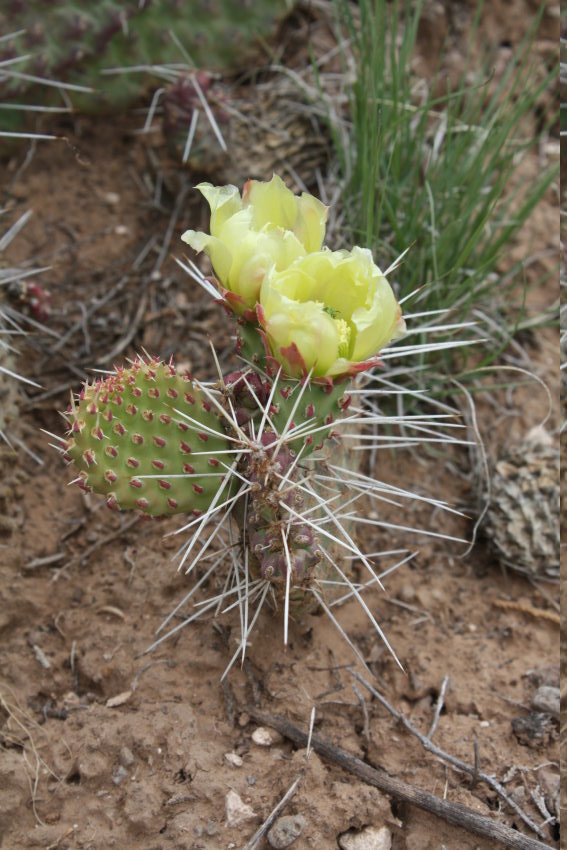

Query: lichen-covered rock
[483,427,559,577]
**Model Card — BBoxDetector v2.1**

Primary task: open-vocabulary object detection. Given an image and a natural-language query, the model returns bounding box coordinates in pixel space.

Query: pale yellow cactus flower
[181,175,327,315]
[257,246,406,379]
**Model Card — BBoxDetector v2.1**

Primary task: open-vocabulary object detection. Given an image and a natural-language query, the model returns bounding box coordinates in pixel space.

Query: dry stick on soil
[246,706,554,850]
[352,672,546,840]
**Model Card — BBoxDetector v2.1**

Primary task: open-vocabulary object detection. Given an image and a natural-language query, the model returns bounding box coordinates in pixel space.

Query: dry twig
[246,705,554,850]
[353,672,547,840]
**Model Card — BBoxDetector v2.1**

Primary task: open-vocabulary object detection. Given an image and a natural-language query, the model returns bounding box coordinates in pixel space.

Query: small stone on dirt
[119,746,135,767]
[511,712,554,748]
[531,686,559,719]
[106,690,132,708]
[268,814,307,848]
[225,789,257,827]
[224,752,243,767]
[338,825,392,850]
[112,765,128,786]
[205,819,219,836]
[252,726,283,746]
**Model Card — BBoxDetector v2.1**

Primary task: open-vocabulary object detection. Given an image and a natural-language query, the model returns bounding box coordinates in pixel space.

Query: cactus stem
[270,368,314,464]
[193,374,250,444]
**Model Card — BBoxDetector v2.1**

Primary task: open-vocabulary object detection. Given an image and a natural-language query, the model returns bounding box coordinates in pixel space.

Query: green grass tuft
[320,0,558,383]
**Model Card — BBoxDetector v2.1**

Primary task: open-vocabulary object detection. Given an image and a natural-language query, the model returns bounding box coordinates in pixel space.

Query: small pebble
[247,775,256,786]
[225,789,257,827]
[398,583,416,604]
[112,765,128,786]
[532,686,559,720]
[224,752,243,768]
[252,726,283,747]
[205,819,219,836]
[106,690,132,708]
[119,747,135,768]
[338,825,392,850]
[268,814,307,849]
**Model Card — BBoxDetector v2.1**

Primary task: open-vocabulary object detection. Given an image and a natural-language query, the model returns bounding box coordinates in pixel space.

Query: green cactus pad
[63,355,231,516]
[0,1,292,117]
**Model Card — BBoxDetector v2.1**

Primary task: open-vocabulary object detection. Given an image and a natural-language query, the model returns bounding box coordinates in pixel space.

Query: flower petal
[181,230,232,285]
[196,182,242,234]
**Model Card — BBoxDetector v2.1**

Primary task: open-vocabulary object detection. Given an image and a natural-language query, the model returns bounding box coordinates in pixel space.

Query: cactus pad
[63,355,231,516]
[0,1,292,116]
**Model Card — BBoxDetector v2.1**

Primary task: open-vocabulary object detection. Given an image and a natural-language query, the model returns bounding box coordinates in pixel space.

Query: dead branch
[353,671,546,839]
[246,706,554,850]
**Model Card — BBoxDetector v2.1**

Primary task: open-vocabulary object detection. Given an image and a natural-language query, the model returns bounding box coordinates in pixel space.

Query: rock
[268,814,307,848]
[511,713,554,748]
[123,784,161,832]
[225,789,257,827]
[112,765,128,786]
[77,751,107,781]
[524,665,560,689]
[106,690,132,708]
[252,726,284,747]
[119,746,135,768]
[338,825,392,850]
[532,686,559,719]
[205,819,219,836]
[224,752,243,768]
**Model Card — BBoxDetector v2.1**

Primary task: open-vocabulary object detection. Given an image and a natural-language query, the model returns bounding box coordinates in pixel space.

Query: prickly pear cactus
[63,355,232,516]
[1,212,50,447]
[58,175,444,671]
[0,1,292,116]
[482,427,560,578]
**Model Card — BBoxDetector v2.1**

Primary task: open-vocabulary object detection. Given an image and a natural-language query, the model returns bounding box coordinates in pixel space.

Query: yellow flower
[258,247,406,378]
[181,175,327,314]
